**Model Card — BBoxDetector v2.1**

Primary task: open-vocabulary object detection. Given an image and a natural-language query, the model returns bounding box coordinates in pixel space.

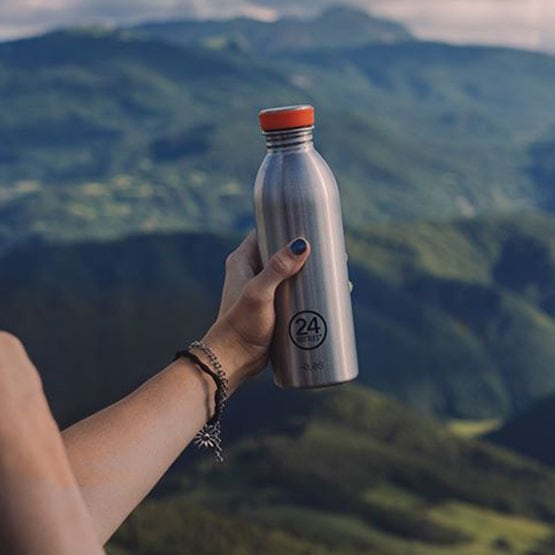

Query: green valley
[107,385,555,555]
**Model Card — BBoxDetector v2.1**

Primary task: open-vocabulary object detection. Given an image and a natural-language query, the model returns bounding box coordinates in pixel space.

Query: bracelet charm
[193,421,223,462]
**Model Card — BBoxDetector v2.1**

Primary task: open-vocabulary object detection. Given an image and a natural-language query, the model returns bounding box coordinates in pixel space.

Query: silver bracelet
[188,340,229,462]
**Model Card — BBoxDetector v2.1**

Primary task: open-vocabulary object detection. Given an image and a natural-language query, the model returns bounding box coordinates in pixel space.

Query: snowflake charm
[194,422,224,462]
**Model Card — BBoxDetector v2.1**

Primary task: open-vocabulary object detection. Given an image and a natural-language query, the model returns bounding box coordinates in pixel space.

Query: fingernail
[290,238,307,256]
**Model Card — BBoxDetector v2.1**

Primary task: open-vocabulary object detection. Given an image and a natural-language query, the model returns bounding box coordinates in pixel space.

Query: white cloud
[369,0,555,51]
[0,0,277,38]
[0,0,553,52]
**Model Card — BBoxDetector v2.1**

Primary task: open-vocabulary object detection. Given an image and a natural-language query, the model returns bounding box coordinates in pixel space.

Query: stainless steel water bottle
[254,104,359,388]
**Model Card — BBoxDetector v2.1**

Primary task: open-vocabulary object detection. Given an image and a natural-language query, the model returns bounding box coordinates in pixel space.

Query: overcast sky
[372,0,555,52]
[0,0,553,52]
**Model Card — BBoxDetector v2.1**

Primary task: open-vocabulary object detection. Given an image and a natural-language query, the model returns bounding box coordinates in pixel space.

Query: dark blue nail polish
[290,238,307,255]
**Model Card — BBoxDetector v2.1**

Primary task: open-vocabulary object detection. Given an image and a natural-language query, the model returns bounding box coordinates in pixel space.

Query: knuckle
[242,281,265,305]
[269,252,291,277]
[244,280,274,305]
[225,251,239,269]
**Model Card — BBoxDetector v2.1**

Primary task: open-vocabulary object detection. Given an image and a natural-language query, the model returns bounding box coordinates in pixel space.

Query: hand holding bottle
[202,230,311,391]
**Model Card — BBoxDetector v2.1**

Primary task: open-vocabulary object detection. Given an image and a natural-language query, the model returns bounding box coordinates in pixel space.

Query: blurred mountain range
[4,215,555,426]
[4,212,555,553]
[0,7,555,252]
[131,6,413,52]
[4,214,555,552]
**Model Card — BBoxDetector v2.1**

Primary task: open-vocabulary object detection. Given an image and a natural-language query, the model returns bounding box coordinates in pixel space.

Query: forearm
[62,338,248,544]
[61,232,308,544]
[0,408,104,555]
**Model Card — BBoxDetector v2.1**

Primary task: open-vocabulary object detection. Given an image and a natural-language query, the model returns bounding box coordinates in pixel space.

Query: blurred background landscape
[1,1,555,553]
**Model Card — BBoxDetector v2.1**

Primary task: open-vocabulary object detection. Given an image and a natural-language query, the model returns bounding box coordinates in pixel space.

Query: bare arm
[0,333,104,555]
[61,231,311,544]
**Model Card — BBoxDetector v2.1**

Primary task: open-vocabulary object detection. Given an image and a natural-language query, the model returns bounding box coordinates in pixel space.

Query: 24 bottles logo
[288,310,328,350]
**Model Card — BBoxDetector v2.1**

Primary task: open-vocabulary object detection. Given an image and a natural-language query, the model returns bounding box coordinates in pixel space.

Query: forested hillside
[1,9,555,251]
[4,215,555,423]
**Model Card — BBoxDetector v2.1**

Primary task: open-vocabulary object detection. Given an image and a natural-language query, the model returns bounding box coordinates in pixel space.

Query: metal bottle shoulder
[254,145,340,202]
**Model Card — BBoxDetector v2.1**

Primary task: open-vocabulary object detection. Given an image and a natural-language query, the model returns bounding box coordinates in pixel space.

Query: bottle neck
[264,126,314,152]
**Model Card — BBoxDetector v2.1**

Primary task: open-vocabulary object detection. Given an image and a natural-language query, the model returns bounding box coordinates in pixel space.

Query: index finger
[237,229,262,274]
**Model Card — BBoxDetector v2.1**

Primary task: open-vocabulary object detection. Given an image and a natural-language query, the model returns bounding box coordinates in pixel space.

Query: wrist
[200,323,258,393]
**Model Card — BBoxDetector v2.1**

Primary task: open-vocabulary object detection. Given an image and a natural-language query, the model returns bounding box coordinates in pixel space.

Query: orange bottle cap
[259,105,315,132]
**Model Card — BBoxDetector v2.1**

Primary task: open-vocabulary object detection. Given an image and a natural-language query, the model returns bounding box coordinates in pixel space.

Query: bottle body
[254,130,359,388]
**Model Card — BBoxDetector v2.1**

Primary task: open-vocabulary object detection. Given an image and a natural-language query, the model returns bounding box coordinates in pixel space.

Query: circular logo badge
[288,310,328,350]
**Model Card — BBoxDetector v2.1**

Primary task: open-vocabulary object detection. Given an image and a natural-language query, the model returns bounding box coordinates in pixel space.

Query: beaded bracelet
[174,344,229,462]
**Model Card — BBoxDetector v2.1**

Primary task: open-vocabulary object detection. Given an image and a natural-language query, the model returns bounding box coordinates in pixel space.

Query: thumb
[251,237,311,297]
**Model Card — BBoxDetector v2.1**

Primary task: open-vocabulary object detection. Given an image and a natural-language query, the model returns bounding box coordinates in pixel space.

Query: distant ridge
[1,23,555,245]
[131,6,413,54]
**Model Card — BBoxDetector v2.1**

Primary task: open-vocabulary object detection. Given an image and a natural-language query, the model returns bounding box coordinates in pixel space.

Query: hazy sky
[0,0,553,52]
[371,0,555,52]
